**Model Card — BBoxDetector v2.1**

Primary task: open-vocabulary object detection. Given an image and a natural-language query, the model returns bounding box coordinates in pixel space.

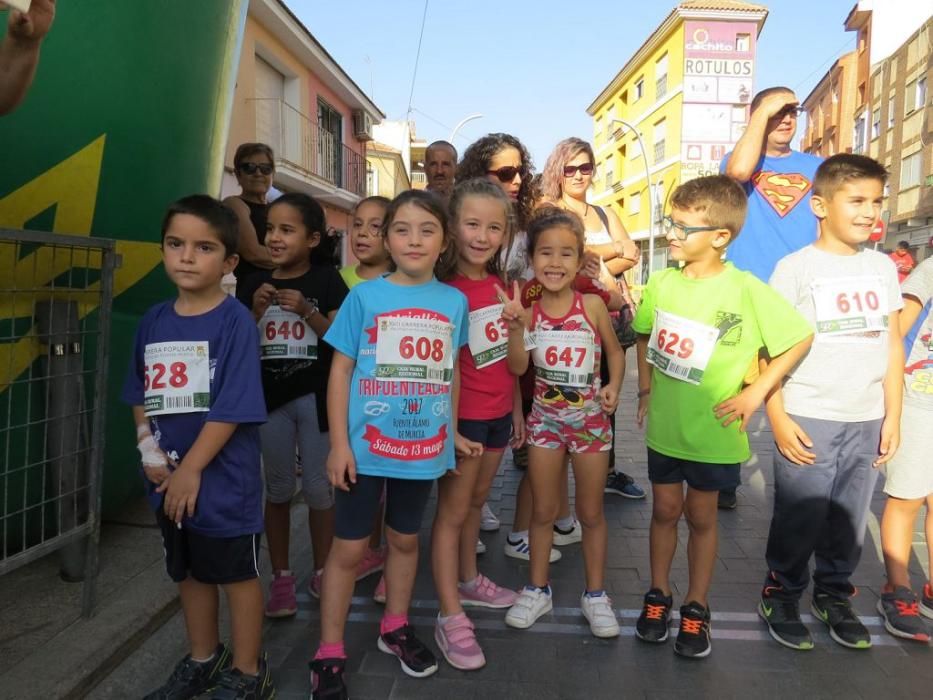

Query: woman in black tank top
[224,142,276,283]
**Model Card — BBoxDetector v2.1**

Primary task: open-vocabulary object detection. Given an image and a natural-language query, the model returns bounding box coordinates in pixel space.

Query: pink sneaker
[458,573,519,609]
[308,569,323,600]
[435,612,485,670]
[265,572,297,617]
[356,546,386,581]
[373,575,386,604]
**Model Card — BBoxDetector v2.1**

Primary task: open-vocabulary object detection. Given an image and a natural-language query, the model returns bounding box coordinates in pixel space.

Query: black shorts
[459,412,512,451]
[647,448,741,492]
[156,510,260,584]
[334,474,434,540]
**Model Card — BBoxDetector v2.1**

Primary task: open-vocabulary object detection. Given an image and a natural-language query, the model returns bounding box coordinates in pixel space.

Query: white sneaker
[480,503,500,532]
[476,538,486,554]
[581,591,620,638]
[504,535,561,563]
[552,520,582,546]
[505,586,553,629]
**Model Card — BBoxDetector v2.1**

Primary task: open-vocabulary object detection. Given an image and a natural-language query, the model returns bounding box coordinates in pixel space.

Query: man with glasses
[717,87,822,509]
[424,140,458,201]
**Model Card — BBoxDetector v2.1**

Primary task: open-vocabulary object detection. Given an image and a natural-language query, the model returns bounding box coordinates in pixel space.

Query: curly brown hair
[456,133,535,232]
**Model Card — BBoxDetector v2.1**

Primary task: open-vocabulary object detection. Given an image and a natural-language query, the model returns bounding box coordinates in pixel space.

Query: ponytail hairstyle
[438,178,513,281]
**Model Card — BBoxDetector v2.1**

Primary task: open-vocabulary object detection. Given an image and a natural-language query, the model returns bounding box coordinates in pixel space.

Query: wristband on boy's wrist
[637,388,651,398]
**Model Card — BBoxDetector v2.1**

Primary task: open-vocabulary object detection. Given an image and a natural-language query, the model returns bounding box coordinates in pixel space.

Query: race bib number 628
[143,341,211,415]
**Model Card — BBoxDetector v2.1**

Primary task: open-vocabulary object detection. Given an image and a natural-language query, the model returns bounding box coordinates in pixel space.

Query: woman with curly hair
[457,133,537,285]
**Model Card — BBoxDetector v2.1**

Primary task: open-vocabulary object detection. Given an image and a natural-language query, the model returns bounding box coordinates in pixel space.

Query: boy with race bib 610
[123,195,274,699]
[632,176,812,659]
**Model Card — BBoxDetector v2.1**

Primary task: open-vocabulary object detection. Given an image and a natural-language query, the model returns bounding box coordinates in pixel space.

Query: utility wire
[405,0,430,121]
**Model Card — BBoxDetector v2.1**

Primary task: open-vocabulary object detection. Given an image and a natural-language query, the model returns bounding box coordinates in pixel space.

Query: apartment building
[801,52,859,157]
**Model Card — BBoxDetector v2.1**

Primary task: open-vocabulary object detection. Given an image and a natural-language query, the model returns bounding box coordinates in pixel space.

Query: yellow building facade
[588,0,768,279]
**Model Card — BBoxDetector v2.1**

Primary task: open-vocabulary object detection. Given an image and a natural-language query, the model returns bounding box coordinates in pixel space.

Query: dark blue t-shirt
[121,295,267,537]
[720,150,823,282]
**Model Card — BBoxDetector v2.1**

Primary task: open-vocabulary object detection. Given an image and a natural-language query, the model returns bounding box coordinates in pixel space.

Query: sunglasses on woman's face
[239,162,274,175]
[563,163,594,177]
[487,166,524,183]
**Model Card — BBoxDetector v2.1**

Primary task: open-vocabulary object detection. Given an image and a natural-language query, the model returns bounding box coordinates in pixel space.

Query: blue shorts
[334,474,435,540]
[458,412,512,451]
[647,448,740,492]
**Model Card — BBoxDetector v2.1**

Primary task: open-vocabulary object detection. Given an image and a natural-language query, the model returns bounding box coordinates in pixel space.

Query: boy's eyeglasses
[661,215,722,241]
[487,166,524,183]
[238,162,274,175]
[563,163,594,177]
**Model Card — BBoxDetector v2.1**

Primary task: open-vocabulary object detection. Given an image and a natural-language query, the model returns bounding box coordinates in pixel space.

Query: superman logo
[753,171,812,217]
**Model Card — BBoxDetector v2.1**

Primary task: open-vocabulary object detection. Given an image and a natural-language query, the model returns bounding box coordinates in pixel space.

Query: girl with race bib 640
[499,208,625,638]
[235,192,349,616]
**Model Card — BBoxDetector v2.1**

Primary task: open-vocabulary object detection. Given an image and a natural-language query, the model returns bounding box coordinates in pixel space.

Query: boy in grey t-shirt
[758,154,904,651]
[876,257,933,642]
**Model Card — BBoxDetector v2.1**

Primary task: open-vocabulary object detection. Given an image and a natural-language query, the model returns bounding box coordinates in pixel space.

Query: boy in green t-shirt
[631,175,813,658]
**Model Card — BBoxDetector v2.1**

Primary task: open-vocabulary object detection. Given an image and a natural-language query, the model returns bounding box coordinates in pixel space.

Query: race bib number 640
[143,341,211,415]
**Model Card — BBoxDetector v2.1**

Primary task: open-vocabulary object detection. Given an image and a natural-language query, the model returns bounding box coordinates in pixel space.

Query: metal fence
[0,229,116,617]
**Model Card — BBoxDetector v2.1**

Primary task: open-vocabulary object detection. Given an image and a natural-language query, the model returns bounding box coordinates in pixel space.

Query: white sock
[555,516,575,530]
[509,530,529,542]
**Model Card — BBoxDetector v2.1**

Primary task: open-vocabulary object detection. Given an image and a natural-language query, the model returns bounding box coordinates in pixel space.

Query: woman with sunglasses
[540,139,648,503]
[224,142,277,284]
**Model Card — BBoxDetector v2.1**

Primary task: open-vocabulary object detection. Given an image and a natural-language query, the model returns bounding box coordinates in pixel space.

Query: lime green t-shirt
[632,263,811,464]
[340,264,365,289]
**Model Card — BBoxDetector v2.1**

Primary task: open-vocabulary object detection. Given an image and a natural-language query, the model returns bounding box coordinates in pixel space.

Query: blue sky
[292,0,858,165]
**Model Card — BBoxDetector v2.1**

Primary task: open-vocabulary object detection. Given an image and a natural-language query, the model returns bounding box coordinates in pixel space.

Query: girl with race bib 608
[431,179,523,671]
[499,208,625,638]
[235,193,349,617]
[311,190,471,699]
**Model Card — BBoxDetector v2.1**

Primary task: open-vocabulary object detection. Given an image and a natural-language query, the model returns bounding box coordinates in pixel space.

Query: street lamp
[449,113,483,143]
[608,118,655,280]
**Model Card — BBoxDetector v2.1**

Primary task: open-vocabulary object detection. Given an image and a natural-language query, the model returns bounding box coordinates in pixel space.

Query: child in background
[633,176,812,659]
[500,208,624,638]
[125,195,274,699]
[876,256,933,643]
[339,195,393,591]
[310,190,471,699]
[236,192,348,615]
[760,154,903,651]
[432,179,522,670]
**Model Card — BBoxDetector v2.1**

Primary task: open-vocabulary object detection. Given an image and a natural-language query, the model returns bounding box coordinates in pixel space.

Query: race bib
[259,305,318,360]
[646,310,718,385]
[467,304,509,369]
[811,276,888,338]
[143,341,210,415]
[375,316,454,384]
[531,329,596,387]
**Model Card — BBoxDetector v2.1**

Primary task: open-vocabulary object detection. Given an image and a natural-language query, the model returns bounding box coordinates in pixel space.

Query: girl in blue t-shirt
[236,193,348,618]
[311,190,471,697]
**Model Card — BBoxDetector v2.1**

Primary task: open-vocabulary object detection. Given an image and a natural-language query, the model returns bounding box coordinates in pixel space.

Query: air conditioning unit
[353,110,373,141]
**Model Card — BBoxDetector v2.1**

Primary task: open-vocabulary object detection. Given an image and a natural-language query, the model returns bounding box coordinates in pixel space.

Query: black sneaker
[635,588,673,643]
[674,601,711,658]
[716,489,737,510]
[377,624,438,678]
[877,586,931,642]
[197,654,275,699]
[605,471,646,499]
[144,644,231,700]
[810,591,871,649]
[310,658,349,699]
[922,583,933,620]
[758,590,813,650]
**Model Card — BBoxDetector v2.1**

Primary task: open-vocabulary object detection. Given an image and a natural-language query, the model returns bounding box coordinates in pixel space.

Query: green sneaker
[197,653,275,699]
[758,592,813,650]
[810,591,871,649]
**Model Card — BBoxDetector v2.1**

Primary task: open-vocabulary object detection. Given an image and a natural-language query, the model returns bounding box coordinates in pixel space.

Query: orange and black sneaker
[635,588,673,643]
[876,585,930,642]
[674,601,711,658]
[921,582,933,620]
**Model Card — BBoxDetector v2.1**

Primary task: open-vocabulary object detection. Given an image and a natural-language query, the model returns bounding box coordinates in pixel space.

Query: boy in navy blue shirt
[123,195,273,700]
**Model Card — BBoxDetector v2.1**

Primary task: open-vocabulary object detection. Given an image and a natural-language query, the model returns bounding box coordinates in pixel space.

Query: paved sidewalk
[90,366,931,699]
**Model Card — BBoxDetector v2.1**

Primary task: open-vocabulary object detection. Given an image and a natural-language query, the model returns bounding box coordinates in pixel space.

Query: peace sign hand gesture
[495,280,526,332]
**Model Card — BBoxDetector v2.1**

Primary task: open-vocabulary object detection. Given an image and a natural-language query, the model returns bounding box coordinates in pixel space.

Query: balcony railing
[248,98,365,198]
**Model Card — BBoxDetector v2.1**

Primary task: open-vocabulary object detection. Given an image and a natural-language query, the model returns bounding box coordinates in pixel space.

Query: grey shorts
[260,393,333,510]
[882,402,933,500]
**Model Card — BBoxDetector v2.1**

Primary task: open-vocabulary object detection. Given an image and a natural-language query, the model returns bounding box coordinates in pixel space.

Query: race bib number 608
[375,316,454,384]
